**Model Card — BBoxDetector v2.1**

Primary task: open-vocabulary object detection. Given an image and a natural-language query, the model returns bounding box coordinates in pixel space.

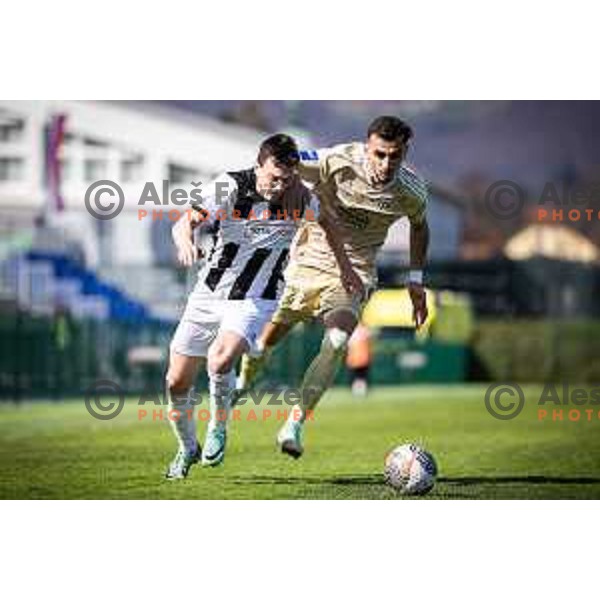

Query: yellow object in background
[362,288,435,339]
[362,288,473,343]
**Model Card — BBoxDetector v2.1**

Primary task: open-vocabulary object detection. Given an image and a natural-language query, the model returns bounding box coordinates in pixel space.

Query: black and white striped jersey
[190,168,318,302]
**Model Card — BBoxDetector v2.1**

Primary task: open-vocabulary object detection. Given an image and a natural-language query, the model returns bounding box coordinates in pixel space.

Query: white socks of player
[167,386,198,455]
[208,370,236,430]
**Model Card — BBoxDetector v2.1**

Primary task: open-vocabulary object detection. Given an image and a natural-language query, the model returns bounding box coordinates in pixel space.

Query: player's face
[365,135,407,184]
[255,157,298,201]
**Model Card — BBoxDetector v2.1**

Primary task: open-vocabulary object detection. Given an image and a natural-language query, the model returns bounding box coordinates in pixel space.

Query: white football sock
[167,386,198,454]
[208,370,235,430]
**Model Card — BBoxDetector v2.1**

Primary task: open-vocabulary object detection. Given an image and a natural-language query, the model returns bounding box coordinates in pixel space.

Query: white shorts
[170,297,277,358]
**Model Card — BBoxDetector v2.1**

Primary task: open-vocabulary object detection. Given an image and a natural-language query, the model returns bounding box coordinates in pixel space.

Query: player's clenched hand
[408,283,428,329]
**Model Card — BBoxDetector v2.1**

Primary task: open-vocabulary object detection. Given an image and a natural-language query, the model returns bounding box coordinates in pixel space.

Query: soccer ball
[384,443,438,495]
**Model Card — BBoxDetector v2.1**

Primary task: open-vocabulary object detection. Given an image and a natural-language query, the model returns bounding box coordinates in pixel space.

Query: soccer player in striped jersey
[165,134,361,478]
[238,116,430,459]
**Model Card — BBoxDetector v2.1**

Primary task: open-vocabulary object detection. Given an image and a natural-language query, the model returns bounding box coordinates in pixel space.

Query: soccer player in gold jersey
[238,116,430,458]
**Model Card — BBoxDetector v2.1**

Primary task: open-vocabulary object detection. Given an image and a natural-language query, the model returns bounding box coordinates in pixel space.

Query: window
[0,118,25,142]
[83,137,108,148]
[121,154,144,182]
[0,157,24,181]
[168,163,199,184]
[84,158,107,181]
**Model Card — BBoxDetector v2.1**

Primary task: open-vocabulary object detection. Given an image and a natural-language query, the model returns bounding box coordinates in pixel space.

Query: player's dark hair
[367,116,413,144]
[257,133,300,168]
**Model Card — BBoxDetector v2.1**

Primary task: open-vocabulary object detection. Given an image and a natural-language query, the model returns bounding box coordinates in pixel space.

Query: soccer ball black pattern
[384,443,438,495]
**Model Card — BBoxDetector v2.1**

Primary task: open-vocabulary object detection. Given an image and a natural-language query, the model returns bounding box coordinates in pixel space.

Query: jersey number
[204,242,289,300]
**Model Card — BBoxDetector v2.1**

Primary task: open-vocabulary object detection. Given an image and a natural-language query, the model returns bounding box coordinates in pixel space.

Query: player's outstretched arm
[318,206,365,299]
[408,217,430,329]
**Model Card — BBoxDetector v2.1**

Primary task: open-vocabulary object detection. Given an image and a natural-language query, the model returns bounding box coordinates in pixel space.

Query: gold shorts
[272,269,370,325]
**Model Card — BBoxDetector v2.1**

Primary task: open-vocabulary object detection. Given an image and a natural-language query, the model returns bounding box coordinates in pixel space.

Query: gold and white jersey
[290,142,429,286]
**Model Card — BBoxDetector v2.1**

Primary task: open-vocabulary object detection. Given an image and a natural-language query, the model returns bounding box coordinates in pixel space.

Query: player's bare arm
[172,210,203,267]
[408,217,430,329]
[318,204,366,299]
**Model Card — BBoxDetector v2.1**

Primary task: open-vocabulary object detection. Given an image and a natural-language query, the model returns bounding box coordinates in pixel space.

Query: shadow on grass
[230,475,382,486]
[230,474,600,487]
[220,474,600,499]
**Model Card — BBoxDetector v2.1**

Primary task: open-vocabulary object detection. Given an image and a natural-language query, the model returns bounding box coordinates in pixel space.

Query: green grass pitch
[1,384,599,499]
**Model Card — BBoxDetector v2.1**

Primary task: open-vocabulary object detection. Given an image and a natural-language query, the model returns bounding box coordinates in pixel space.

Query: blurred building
[0,100,264,265]
[0,100,264,319]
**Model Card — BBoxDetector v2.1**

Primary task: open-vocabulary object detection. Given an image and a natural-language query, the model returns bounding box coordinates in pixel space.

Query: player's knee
[207,349,235,376]
[166,371,191,396]
[325,327,349,353]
